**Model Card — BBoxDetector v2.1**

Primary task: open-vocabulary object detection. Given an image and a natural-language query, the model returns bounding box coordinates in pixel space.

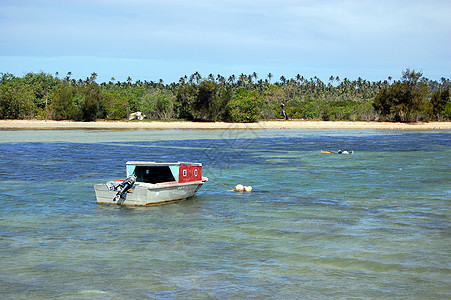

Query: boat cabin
[126,161,203,184]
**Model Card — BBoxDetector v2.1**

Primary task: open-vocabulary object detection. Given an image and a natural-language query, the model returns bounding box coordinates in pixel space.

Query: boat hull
[94,181,205,206]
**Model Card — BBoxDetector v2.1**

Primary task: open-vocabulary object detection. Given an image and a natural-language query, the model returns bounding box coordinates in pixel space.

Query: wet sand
[0,119,450,130]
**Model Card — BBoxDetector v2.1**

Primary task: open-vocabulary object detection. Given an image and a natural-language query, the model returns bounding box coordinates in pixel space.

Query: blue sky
[1,0,450,83]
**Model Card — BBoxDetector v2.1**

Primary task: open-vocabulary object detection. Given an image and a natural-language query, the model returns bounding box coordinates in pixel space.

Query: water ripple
[0,129,450,298]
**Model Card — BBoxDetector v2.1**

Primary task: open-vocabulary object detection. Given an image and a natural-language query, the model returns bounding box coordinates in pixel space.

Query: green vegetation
[0,69,449,122]
[228,89,264,122]
[372,69,450,122]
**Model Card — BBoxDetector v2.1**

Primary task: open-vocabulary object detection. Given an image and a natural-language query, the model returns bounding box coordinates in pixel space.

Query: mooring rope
[209,178,235,191]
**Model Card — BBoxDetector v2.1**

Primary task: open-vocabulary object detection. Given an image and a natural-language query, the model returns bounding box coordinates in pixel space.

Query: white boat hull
[94,181,205,206]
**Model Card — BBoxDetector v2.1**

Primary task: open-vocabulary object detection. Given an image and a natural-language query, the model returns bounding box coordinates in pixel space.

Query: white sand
[0,119,450,130]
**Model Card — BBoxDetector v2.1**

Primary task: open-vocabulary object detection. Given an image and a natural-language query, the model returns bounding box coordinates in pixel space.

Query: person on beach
[281,102,288,120]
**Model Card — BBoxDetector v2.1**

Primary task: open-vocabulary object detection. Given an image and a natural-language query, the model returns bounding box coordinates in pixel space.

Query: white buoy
[234,184,253,192]
[235,184,245,192]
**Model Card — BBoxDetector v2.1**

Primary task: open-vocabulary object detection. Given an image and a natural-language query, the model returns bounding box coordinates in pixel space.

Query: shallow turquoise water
[0,128,450,299]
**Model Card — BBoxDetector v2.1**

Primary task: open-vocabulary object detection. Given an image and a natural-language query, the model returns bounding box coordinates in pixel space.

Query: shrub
[227,88,263,122]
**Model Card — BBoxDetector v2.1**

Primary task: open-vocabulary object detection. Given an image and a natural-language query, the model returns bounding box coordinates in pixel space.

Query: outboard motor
[113,174,137,202]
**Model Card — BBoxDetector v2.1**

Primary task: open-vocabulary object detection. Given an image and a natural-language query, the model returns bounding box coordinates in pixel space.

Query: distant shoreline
[0,119,450,130]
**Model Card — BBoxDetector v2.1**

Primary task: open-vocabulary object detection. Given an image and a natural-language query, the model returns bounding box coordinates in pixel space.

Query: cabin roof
[126,161,202,167]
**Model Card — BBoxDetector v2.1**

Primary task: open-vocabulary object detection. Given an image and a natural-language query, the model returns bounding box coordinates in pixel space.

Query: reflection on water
[0,129,450,298]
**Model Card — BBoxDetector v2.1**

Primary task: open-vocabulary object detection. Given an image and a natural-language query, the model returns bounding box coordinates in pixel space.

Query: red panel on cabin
[179,164,202,183]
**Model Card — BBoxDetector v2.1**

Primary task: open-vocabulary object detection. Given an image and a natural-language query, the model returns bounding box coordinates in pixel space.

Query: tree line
[0,69,449,122]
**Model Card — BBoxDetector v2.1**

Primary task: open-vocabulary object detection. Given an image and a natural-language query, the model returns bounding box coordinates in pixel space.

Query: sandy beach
[0,119,450,130]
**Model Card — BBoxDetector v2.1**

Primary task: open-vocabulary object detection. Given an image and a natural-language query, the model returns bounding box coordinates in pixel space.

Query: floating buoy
[235,184,252,192]
[235,184,245,192]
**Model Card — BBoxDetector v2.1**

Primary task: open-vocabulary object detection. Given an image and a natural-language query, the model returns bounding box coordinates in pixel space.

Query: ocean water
[0,128,450,299]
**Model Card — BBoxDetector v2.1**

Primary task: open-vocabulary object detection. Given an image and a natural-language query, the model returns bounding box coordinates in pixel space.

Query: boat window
[134,166,176,183]
[194,169,198,177]
[183,170,187,177]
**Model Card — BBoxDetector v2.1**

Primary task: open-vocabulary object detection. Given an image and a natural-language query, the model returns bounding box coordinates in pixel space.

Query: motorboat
[94,161,208,206]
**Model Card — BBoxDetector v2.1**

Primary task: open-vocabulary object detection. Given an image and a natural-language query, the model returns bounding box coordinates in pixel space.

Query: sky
[1,0,450,84]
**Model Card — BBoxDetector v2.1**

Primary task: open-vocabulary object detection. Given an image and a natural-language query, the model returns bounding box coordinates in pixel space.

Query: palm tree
[280,76,286,85]
[217,74,225,85]
[90,72,98,82]
[228,75,236,85]
[239,73,247,85]
[329,75,335,87]
[267,73,273,84]
[296,74,304,84]
[194,72,202,85]
[252,72,258,83]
